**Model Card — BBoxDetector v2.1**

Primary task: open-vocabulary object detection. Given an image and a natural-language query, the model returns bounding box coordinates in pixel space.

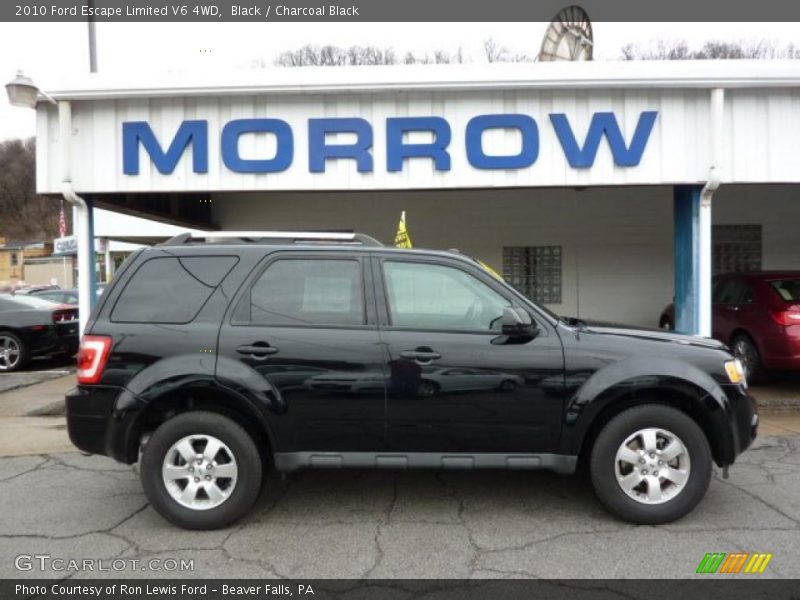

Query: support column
[74,203,92,336]
[673,185,702,335]
[698,191,713,337]
[86,198,97,309]
[103,237,113,281]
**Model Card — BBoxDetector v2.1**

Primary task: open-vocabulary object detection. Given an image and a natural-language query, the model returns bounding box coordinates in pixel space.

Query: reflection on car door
[217,252,386,452]
[372,255,565,454]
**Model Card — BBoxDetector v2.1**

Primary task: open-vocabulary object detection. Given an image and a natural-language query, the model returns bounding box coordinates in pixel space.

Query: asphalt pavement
[0,430,798,580]
[0,370,798,580]
[0,356,74,394]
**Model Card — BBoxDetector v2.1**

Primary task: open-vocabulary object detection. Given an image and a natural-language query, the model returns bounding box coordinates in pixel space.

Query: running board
[274,452,577,474]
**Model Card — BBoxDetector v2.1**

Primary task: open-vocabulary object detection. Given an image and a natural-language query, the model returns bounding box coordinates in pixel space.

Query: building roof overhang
[37,59,800,102]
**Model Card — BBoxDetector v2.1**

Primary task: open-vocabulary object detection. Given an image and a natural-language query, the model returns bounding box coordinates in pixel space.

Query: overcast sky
[2,21,800,141]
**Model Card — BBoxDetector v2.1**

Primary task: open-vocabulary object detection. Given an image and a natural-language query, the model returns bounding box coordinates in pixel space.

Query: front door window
[383,261,510,332]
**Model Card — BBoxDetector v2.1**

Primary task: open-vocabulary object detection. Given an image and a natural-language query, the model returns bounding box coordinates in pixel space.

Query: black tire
[0,332,29,372]
[499,379,517,392]
[140,411,262,530]
[731,333,765,384]
[590,404,711,525]
[417,380,439,398]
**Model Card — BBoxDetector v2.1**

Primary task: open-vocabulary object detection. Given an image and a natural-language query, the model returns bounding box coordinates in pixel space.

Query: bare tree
[271,39,537,67]
[483,38,503,63]
[621,40,691,61]
[0,138,63,242]
[275,44,396,67]
[273,43,470,67]
[622,39,800,60]
[483,38,533,63]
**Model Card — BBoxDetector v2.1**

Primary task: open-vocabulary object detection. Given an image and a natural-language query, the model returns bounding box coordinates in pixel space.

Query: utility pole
[87,0,98,73]
[85,0,98,308]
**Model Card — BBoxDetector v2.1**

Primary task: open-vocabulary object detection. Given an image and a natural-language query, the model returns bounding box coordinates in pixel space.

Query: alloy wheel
[162,434,238,510]
[0,335,21,371]
[614,427,691,505]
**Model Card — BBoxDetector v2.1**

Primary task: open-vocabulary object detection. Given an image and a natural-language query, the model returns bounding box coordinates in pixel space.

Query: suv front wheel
[590,405,711,524]
[140,411,262,530]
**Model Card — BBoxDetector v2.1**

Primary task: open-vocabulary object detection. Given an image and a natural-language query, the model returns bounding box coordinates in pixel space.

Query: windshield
[0,294,60,309]
[770,279,800,302]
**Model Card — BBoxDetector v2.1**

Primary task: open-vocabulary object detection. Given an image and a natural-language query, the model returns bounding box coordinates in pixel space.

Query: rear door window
[111,256,237,324]
[237,258,365,327]
[714,279,748,305]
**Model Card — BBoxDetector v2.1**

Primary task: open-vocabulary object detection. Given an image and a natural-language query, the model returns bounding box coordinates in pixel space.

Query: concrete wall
[714,184,800,271]
[212,185,674,326]
[211,184,800,328]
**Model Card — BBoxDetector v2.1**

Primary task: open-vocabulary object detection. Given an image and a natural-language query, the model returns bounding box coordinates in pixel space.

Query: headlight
[724,359,747,387]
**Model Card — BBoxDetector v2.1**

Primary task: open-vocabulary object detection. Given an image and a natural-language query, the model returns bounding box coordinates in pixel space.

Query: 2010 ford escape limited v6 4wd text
[66,231,758,529]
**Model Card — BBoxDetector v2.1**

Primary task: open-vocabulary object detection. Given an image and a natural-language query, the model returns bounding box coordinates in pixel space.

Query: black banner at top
[3,0,800,22]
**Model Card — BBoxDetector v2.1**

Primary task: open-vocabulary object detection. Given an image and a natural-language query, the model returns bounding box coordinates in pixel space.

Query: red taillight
[770,309,800,327]
[77,335,112,384]
[52,306,78,323]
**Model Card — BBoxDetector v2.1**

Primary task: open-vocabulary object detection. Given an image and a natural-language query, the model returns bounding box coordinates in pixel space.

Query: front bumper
[716,383,758,465]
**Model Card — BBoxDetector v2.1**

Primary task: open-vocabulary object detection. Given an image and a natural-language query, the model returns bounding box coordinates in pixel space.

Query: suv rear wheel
[140,411,262,530]
[590,405,711,524]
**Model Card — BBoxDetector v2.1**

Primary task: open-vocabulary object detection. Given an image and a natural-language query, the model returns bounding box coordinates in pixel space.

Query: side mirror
[500,307,539,339]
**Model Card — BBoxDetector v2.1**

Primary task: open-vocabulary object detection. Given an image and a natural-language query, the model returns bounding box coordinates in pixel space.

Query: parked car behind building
[659,271,800,381]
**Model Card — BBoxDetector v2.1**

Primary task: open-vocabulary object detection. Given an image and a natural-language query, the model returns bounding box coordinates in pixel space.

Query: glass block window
[503,246,562,304]
[713,225,762,275]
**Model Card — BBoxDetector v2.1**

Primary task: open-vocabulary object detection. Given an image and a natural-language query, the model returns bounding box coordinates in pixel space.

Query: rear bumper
[66,385,131,460]
[29,328,78,358]
[760,330,800,371]
[762,352,800,371]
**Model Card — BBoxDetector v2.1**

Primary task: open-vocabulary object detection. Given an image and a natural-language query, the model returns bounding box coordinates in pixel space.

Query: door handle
[400,349,442,362]
[237,344,279,360]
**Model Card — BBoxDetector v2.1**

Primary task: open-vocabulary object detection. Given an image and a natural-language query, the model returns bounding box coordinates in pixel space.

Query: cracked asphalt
[1,431,799,580]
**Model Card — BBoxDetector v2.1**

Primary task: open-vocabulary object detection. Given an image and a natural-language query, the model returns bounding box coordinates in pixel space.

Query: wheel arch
[729,328,757,349]
[562,357,732,468]
[118,380,276,466]
[574,387,725,469]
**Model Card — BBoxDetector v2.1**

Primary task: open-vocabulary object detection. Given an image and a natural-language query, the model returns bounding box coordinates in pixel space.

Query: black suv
[66,232,758,529]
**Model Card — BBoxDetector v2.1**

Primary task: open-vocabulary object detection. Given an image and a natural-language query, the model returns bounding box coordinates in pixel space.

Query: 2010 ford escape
[66,231,758,529]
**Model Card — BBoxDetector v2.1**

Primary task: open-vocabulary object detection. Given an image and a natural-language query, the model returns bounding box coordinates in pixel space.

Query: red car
[659,272,800,382]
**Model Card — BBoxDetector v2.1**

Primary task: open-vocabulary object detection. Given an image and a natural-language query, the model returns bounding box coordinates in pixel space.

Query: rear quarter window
[770,279,800,302]
[111,256,238,324]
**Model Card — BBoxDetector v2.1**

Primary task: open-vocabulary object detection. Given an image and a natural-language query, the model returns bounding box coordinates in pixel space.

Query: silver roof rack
[159,231,384,247]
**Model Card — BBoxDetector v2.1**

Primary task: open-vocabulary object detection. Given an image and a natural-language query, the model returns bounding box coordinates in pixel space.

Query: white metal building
[28,60,800,333]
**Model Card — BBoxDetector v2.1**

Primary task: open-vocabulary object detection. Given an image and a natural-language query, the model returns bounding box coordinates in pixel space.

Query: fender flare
[559,356,731,459]
[109,354,284,463]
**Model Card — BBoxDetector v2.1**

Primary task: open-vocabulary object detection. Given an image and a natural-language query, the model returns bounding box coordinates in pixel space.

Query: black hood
[564,317,728,351]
